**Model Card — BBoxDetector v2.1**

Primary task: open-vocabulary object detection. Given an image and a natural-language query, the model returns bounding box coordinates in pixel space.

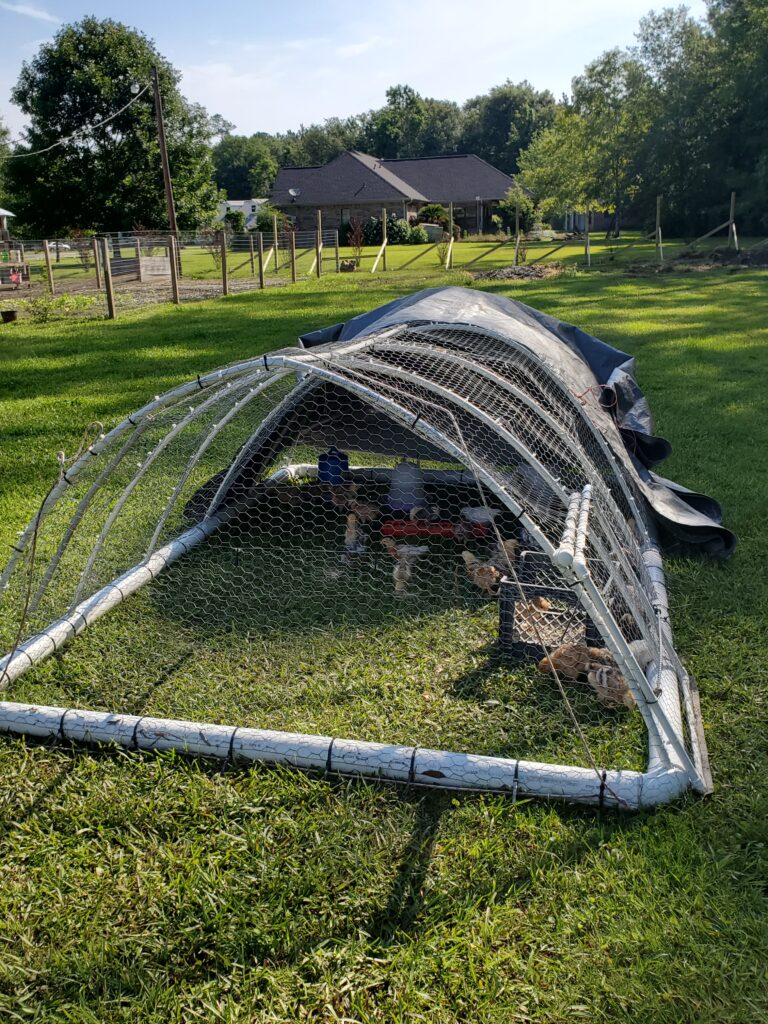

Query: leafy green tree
[413,99,463,156]
[459,81,557,174]
[213,134,278,197]
[5,17,220,233]
[498,182,537,233]
[0,117,10,199]
[366,85,428,158]
[570,49,654,233]
[517,109,594,219]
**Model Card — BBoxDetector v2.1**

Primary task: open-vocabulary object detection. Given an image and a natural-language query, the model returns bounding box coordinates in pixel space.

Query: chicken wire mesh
[0,320,709,802]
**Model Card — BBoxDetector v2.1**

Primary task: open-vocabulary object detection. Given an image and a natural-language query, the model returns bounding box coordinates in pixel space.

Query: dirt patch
[471,263,563,281]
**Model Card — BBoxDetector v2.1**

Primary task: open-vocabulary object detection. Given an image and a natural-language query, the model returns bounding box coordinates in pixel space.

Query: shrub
[362,217,382,246]
[222,210,246,234]
[417,203,450,229]
[23,292,99,323]
[253,204,289,233]
[408,224,428,245]
[387,217,411,245]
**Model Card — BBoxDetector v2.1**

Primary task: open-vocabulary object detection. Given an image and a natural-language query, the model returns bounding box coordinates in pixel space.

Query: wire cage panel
[0,319,711,807]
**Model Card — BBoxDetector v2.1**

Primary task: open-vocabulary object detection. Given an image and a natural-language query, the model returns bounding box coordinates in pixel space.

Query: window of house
[341,208,351,223]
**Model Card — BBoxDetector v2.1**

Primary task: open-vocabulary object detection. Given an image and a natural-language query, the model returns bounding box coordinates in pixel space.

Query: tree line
[1,2,766,237]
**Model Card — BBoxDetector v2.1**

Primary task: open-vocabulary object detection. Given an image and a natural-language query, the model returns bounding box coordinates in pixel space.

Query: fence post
[381,208,387,271]
[100,237,116,319]
[448,202,454,267]
[249,233,255,276]
[136,236,143,283]
[168,235,180,304]
[315,210,322,278]
[584,209,591,267]
[335,230,340,273]
[289,230,297,283]
[258,231,265,290]
[220,230,229,295]
[273,214,279,273]
[655,195,664,263]
[92,237,102,289]
[43,240,55,293]
[514,204,520,266]
[728,191,739,250]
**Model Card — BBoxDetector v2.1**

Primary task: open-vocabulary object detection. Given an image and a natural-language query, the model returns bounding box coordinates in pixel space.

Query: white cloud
[0,1,60,24]
[335,36,390,58]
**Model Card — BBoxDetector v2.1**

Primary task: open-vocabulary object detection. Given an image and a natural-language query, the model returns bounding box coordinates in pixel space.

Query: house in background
[216,198,268,230]
[270,151,515,233]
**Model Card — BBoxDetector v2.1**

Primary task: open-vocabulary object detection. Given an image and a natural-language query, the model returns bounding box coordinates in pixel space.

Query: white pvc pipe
[0,516,221,688]
[0,700,691,809]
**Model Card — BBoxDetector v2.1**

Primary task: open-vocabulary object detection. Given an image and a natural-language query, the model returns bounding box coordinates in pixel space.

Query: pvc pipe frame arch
[0,348,705,803]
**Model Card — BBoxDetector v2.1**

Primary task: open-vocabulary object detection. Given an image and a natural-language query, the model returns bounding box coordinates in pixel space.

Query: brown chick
[586,665,637,709]
[537,642,613,680]
[489,537,520,571]
[461,550,502,595]
[349,500,381,523]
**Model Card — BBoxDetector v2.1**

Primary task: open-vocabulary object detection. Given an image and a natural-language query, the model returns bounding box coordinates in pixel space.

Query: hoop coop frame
[0,289,720,809]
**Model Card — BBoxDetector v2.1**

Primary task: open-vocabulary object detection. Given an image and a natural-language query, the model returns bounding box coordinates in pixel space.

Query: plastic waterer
[387,460,427,512]
[318,447,349,486]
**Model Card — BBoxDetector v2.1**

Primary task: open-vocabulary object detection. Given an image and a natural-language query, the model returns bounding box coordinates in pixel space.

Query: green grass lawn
[0,267,767,1021]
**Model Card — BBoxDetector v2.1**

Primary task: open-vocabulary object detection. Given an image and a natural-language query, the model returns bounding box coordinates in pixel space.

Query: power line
[1,84,151,160]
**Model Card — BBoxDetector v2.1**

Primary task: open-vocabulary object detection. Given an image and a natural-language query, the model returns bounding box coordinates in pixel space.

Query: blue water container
[318,447,349,486]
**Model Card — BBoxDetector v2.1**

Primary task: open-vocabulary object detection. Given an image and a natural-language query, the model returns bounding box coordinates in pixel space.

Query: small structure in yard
[0,207,15,239]
[0,288,731,807]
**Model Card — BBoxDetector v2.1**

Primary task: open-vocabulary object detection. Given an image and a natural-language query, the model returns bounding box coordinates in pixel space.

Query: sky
[0,0,709,142]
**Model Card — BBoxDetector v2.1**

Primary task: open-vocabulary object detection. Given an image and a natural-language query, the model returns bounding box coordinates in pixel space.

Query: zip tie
[196,375,204,390]
[227,726,240,765]
[58,709,71,743]
[408,746,418,784]
[511,760,519,805]
[131,716,145,751]
[325,737,335,774]
[598,769,607,810]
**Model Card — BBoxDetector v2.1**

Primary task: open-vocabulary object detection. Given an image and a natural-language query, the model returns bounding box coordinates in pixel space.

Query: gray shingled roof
[270,151,514,207]
[381,154,514,202]
[270,151,427,207]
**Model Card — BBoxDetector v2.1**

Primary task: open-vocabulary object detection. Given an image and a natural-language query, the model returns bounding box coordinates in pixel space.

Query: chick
[489,537,520,572]
[537,642,636,710]
[461,550,502,596]
[586,665,637,710]
[343,512,366,555]
[349,499,381,523]
[381,537,429,595]
[537,643,613,680]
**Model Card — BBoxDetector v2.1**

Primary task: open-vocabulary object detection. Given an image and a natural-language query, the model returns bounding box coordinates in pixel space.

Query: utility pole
[151,66,178,237]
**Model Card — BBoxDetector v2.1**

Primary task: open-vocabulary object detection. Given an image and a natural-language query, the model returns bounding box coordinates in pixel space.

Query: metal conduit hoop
[0,292,718,807]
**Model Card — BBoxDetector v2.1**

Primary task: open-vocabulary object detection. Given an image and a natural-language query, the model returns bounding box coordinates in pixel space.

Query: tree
[213,133,278,197]
[459,81,557,174]
[498,183,537,233]
[0,117,10,199]
[365,85,428,158]
[570,50,654,234]
[517,108,595,220]
[5,18,220,233]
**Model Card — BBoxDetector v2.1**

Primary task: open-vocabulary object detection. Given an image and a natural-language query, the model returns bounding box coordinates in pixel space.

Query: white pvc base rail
[0,701,690,810]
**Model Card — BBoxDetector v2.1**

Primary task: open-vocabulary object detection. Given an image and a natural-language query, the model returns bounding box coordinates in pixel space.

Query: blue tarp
[299,286,735,557]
